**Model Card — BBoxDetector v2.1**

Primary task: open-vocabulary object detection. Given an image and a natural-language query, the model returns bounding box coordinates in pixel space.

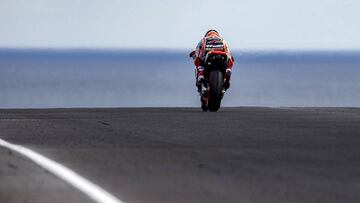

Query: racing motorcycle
[189,50,230,112]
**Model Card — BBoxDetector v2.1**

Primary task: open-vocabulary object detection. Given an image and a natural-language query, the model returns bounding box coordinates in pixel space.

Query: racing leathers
[192,32,234,92]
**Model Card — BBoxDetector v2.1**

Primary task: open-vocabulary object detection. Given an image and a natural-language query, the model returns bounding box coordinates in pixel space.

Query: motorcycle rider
[190,29,234,93]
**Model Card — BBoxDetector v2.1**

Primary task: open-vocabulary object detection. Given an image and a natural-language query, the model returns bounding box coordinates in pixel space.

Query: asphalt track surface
[1,107,360,203]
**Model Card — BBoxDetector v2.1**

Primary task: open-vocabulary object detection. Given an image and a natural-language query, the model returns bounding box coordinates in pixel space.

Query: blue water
[0,49,359,108]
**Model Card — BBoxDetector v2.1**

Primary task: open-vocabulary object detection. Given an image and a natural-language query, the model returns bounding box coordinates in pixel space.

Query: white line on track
[0,138,124,203]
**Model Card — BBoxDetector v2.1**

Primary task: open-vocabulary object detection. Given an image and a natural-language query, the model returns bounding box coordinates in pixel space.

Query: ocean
[0,49,359,108]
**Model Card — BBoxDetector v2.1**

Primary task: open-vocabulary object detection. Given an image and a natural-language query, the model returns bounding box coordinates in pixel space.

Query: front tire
[207,70,223,112]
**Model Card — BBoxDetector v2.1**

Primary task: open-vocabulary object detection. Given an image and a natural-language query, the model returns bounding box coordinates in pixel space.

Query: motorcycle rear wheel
[207,70,223,112]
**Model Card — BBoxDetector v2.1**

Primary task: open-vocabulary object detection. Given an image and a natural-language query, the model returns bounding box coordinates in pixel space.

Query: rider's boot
[196,66,206,94]
[223,68,232,92]
[201,83,208,97]
[196,75,206,94]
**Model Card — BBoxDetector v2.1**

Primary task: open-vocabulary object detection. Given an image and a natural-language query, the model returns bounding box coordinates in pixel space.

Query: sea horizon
[1,49,359,108]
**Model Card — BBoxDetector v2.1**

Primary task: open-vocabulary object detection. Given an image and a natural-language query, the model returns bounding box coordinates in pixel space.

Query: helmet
[204,29,220,37]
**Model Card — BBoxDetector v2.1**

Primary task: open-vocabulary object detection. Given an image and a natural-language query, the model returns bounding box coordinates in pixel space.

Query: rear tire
[207,70,223,112]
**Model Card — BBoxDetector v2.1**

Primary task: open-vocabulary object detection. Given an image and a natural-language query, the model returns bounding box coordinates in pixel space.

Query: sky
[1,0,359,50]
